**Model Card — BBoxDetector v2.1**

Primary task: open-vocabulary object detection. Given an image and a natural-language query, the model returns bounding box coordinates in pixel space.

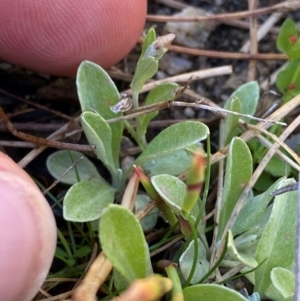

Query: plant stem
[132,90,147,149]
[57,227,73,259]
[123,120,144,150]
[165,265,184,301]
[182,215,198,287]
[67,221,77,253]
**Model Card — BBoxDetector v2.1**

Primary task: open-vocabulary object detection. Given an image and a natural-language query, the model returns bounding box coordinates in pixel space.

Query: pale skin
[0,0,147,76]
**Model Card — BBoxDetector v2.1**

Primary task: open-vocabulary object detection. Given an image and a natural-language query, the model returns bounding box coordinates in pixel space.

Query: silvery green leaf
[99,205,152,282]
[77,61,123,167]
[227,231,257,268]
[81,112,116,175]
[179,239,209,284]
[63,180,115,222]
[254,179,297,296]
[183,284,249,301]
[47,150,106,185]
[135,194,159,232]
[265,267,295,301]
[136,121,209,166]
[218,137,252,240]
[225,81,259,120]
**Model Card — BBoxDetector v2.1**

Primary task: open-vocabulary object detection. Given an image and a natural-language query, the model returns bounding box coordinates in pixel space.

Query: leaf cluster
[45,26,298,301]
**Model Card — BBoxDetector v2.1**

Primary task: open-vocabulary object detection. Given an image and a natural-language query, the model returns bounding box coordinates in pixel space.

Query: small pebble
[184,107,196,118]
[159,53,192,75]
[204,77,216,87]
[155,70,167,80]
[164,7,218,48]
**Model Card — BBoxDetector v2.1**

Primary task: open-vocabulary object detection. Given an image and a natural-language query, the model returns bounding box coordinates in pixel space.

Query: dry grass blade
[0,89,73,121]
[245,123,300,165]
[43,155,85,195]
[271,182,298,196]
[254,134,300,172]
[210,93,300,166]
[16,115,82,168]
[122,65,233,95]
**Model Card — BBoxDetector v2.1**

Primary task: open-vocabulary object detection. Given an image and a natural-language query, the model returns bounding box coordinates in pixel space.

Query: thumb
[0,0,146,76]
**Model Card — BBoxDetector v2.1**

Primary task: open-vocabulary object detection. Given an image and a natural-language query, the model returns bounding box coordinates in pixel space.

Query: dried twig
[154,0,280,34]
[240,12,282,53]
[147,1,300,22]
[0,107,93,152]
[247,0,258,81]
[0,89,73,121]
[163,43,287,60]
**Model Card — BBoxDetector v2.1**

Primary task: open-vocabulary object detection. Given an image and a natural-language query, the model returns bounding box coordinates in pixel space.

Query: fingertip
[0,0,147,76]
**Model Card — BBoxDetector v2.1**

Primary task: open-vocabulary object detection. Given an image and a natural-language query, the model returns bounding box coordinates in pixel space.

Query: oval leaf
[99,205,152,282]
[224,96,241,144]
[81,112,115,172]
[183,284,249,301]
[76,61,123,167]
[254,179,297,296]
[218,137,253,240]
[130,57,158,93]
[136,121,209,166]
[138,28,156,65]
[276,18,299,56]
[232,178,284,236]
[47,150,105,185]
[142,149,194,177]
[266,268,295,301]
[63,180,115,222]
[225,81,259,119]
[179,239,209,284]
[135,194,159,232]
[151,174,186,215]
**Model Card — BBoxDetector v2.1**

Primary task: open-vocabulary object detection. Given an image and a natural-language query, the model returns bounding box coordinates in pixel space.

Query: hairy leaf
[99,205,152,282]
[63,180,115,222]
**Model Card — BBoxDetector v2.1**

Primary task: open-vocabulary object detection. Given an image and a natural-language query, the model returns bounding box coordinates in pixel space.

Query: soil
[0,0,299,300]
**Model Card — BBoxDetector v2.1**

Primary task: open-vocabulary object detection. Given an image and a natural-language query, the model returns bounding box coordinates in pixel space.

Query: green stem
[57,228,73,259]
[198,233,228,284]
[54,256,79,276]
[132,90,147,148]
[149,234,183,252]
[202,134,211,207]
[165,265,184,301]
[67,221,77,254]
[183,215,198,288]
[123,120,144,150]
[132,90,139,109]
[68,150,81,182]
